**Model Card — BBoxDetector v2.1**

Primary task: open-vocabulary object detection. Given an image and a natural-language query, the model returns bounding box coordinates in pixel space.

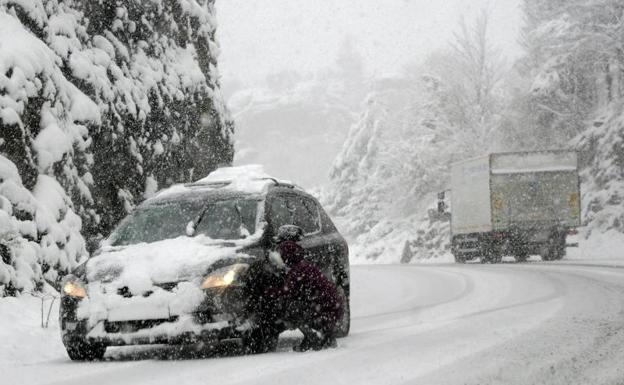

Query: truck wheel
[514,251,529,263]
[64,339,106,361]
[553,235,566,260]
[541,246,555,261]
[542,245,565,261]
[542,233,566,261]
[482,249,502,264]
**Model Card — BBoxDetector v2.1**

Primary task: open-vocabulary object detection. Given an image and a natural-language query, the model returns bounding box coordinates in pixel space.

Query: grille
[116,282,177,298]
[104,316,179,334]
[154,282,178,291]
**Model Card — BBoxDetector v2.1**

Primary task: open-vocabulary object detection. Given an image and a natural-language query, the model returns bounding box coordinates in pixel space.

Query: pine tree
[325,10,506,261]
[0,0,233,295]
[516,0,624,239]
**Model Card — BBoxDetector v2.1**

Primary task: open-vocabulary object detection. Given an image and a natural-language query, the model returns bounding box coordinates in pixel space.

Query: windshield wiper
[187,203,214,236]
[233,202,251,238]
[187,200,248,238]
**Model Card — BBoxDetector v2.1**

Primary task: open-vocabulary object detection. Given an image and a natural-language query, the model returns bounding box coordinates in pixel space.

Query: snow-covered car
[59,166,350,360]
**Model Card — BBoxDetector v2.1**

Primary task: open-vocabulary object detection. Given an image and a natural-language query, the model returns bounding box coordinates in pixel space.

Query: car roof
[142,164,313,207]
[143,179,309,207]
[144,189,258,206]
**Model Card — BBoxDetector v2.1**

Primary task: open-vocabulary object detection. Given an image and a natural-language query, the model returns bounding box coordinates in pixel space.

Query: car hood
[86,235,255,291]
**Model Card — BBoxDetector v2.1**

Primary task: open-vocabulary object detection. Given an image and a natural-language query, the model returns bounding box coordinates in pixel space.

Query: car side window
[269,196,293,231]
[290,196,321,234]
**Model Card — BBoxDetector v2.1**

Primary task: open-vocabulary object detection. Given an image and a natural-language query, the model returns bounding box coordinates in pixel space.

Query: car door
[267,195,292,234]
[308,199,348,284]
[288,194,330,272]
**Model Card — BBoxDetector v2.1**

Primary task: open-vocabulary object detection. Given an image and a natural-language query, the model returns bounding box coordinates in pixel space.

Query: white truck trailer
[449,150,581,263]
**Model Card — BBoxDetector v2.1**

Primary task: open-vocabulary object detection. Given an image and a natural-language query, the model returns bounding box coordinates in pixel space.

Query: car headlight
[201,263,249,289]
[63,280,87,299]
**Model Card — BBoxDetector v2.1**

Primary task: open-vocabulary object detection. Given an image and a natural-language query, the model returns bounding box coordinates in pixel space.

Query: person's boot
[293,336,314,352]
[312,329,337,350]
[318,334,337,350]
[293,328,322,352]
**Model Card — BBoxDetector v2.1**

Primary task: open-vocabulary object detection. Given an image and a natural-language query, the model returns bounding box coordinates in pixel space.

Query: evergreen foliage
[0,0,233,295]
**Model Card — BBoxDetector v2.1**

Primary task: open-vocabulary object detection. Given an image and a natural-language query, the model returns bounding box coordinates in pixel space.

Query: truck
[448,150,581,263]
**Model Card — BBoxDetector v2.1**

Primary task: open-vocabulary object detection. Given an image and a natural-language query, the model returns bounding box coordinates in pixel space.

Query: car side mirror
[186,221,196,237]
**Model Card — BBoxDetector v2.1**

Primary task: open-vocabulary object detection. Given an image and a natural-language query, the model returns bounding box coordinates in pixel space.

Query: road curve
[8,262,624,385]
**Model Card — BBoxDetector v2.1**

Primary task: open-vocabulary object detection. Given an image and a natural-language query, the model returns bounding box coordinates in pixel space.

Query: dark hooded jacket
[266,241,343,329]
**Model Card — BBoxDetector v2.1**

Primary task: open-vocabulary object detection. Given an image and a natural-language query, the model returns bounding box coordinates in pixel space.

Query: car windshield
[109,198,259,246]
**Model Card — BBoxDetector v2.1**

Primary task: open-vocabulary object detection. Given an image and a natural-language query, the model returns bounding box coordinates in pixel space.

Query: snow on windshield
[109,198,259,246]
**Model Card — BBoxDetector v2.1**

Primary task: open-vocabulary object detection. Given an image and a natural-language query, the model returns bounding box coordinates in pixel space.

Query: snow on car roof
[150,164,296,201]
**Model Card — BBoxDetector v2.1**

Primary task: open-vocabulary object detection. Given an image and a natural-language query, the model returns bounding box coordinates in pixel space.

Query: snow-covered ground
[2,261,624,385]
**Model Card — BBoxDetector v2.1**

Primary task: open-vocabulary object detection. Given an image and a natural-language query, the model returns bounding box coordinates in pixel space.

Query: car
[59,166,350,360]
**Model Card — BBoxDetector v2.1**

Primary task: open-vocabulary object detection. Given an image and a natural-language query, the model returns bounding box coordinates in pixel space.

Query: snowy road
[4,262,624,385]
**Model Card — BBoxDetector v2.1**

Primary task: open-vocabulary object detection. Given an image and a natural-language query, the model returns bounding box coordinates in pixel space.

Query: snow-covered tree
[0,0,232,295]
[424,9,507,157]
[324,10,507,262]
[514,0,624,240]
[510,0,624,145]
[71,0,234,237]
[324,73,456,261]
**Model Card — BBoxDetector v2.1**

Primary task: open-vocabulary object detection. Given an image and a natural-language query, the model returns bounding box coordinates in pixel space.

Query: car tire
[64,339,106,361]
[335,285,350,338]
[243,327,279,354]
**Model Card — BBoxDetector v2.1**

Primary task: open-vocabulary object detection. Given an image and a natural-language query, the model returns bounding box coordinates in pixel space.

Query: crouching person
[266,231,343,352]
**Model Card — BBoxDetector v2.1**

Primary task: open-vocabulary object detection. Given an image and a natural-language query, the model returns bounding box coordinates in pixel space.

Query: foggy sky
[216,0,524,87]
[214,0,524,187]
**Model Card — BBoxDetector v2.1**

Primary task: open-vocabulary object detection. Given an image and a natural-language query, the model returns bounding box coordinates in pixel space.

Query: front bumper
[60,286,254,347]
[62,317,248,347]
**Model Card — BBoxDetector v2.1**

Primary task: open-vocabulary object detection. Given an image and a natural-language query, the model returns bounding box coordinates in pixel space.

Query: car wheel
[64,339,106,361]
[243,327,279,354]
[541,247,553,261]
[335,285,350,338]
[515,252,529,263]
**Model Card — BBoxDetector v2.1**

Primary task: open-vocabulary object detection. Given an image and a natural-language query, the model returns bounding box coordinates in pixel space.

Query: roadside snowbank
[567,229,624,262]
[343,215,624,265]
[346,228,624,265]
[343,214,453,265]
[0,292,65,366]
